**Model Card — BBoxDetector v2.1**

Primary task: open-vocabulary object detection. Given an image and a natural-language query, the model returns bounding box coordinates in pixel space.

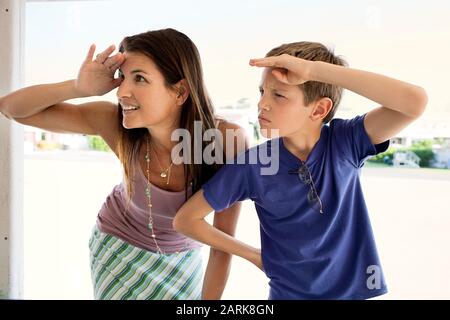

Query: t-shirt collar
[279,124,328,167]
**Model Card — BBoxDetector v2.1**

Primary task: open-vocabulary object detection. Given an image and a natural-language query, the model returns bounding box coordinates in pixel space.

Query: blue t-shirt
[202,114,390,300]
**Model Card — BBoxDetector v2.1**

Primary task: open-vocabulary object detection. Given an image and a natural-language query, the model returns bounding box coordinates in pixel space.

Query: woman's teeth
[122,105,140,112]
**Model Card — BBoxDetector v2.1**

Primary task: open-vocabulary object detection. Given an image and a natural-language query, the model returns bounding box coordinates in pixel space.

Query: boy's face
[258,68,313,139]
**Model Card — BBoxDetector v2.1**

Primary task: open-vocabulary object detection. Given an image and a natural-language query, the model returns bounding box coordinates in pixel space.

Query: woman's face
[116,51,181,130]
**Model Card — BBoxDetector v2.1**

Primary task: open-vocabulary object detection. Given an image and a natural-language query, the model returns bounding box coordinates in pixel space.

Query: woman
[0,28,247,299]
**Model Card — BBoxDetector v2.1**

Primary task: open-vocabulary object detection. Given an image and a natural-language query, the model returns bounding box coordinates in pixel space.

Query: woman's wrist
[69,79,90,98]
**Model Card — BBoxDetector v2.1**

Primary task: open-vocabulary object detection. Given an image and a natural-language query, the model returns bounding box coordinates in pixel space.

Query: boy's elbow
[172,214,182,233]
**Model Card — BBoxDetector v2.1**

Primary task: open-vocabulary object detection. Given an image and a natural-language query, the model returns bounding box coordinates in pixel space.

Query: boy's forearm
[202,249,232,299]
[0,79,83,119]
[309,61,427,117]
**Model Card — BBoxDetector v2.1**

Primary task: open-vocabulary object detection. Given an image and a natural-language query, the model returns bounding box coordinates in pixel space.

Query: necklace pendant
[147,223,153,230]
[160,172,167,178]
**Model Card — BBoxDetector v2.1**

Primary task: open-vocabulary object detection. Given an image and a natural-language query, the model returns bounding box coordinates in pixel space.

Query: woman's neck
[146,126,178,155]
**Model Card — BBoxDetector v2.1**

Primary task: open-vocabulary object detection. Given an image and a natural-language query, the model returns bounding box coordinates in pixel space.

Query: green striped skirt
[88,225,203,300]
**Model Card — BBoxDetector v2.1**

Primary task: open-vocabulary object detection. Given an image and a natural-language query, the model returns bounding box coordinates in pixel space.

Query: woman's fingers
[86,44,96,61]
[103,53,123,70]
[108,58,125,73]
[94,45,116,64]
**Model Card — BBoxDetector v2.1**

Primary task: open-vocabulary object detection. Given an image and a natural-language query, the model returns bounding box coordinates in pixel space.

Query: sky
[24,0,450,136]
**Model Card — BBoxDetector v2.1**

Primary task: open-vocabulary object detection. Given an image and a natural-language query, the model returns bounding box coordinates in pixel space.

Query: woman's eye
[259,89,264,96]
[275,93,285,98]
[135,75,146,83]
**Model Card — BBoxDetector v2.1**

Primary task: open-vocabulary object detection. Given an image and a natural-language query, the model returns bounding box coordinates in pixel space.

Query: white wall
[0,0,25,299]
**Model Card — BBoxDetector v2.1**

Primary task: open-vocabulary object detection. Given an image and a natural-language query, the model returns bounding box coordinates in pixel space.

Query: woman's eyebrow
[130,69,148,74]
[118,68,149,75]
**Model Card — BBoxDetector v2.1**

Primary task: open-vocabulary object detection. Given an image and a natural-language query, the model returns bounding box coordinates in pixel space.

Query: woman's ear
[310,97,333,121]
[175,79,190,106]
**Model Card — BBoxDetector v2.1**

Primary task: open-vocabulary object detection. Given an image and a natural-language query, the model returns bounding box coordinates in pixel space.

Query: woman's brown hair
[116,28,220,202]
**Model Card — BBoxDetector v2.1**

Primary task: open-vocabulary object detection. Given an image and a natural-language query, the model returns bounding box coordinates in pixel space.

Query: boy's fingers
[249,58,271,67]
[249,57,282,68]
[272,69,288,84]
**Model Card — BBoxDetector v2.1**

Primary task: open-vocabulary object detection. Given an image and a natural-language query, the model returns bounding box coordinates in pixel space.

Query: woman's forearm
[202,249,233,299]
[0,79,83,119]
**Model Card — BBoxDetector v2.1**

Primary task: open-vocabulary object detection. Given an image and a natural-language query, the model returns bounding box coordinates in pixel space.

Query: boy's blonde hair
[266,42,347,123]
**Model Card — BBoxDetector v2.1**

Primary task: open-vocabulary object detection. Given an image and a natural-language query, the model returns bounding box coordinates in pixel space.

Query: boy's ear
[310,97,333,121]
[175,79,190,106]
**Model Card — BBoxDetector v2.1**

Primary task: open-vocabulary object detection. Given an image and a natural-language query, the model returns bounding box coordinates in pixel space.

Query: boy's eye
[275,93,285,98]
[259,89,264,96]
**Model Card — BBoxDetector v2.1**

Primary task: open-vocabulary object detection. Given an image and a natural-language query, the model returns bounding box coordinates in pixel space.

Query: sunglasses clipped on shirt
[288,161,324,214]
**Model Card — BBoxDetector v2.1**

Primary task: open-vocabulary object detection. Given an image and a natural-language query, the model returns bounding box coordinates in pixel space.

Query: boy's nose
[258,98,270,112]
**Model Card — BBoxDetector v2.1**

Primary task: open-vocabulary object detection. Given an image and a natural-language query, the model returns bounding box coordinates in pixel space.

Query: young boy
[173,42,428,299]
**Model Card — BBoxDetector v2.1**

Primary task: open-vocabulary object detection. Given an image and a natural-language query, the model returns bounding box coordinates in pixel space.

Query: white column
[0,0,25,299]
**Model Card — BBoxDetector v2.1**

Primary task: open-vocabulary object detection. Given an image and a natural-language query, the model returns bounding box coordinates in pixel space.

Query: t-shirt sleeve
[332,113,390,168]
[202,161,250,212]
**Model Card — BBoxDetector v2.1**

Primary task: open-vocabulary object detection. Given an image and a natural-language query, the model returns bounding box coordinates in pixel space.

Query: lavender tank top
[96,158,202,253]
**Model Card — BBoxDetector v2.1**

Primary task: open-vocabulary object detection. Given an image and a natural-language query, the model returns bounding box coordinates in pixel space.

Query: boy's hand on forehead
[249,53,313,86]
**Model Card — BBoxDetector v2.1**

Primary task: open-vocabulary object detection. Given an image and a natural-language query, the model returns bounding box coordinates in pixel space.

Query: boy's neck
[282,125,322,162]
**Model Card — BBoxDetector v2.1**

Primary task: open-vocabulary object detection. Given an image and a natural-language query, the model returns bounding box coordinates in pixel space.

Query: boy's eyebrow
[259,85,288,92]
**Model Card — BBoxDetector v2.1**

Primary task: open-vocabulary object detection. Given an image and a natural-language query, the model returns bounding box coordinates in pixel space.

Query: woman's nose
[116,80,131,99]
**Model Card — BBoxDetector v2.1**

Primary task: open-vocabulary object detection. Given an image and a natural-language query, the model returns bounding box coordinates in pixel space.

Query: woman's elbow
[412,86,428,118]
[173,211,190,234]
[0,98,12,119]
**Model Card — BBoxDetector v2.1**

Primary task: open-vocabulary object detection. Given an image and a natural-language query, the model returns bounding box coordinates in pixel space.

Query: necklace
[145,135,188,255]
[150,142,174,185]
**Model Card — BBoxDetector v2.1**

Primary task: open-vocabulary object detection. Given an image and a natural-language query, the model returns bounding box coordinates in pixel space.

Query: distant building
[24,126,89,152]
[432,142,450,169]
[393,151,420,168]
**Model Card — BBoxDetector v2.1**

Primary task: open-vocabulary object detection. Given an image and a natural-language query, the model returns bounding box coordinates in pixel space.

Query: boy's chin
[259,128,280,139]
